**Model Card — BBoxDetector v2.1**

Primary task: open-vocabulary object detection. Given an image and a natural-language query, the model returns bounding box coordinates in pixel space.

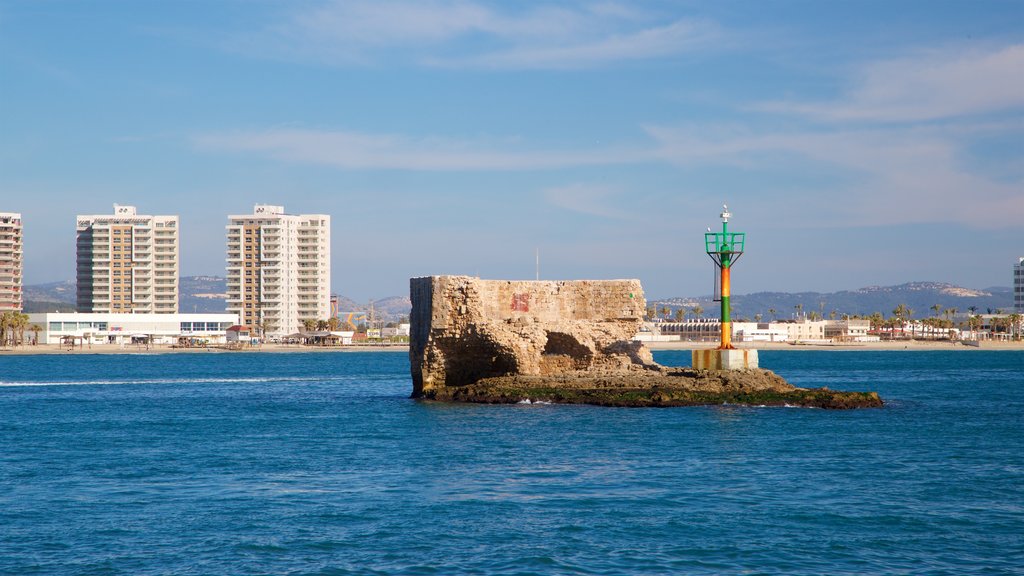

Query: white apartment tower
[1015,257,1024,313]
[76,204,179,313]
[226,205,331,336]
[0,212,23,312]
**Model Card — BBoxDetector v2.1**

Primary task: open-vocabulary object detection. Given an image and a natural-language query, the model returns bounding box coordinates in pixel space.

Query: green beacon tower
[705,205,745,349]
[693,205,758,370]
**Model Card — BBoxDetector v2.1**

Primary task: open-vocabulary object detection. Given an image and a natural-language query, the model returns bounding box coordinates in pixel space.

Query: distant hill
[23,300,77,313]
[653,282,1015,321]
[332,295,411,322]
[24,280,76,305]
[28,278,1006,322]
[180,275,228,313]
[23,276,412,321]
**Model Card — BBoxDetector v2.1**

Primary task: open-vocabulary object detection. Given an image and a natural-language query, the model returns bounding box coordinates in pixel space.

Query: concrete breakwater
[409,276,883,409]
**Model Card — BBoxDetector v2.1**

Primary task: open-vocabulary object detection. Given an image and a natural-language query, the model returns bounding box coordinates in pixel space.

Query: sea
[1,350,1022,575]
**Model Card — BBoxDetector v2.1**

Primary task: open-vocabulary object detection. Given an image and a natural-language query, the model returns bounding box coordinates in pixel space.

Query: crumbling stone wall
[410,276,653,396]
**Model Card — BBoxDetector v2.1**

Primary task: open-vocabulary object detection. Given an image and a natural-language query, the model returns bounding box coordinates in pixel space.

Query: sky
[1,0,1022,301]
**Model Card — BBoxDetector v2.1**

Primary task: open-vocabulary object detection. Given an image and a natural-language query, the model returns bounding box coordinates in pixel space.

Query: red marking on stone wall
[511,293,530,312]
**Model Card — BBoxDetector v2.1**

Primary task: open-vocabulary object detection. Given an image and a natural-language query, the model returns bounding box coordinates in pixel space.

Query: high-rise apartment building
[0,212,23,312]
[76,204,179,313]
[1015,257,1023,313]
[226,205,331,336]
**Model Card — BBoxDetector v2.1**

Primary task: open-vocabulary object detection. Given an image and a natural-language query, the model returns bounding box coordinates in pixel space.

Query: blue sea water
[1,350,1022,575]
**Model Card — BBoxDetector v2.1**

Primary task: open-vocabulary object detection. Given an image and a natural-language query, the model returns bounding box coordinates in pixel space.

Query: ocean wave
[0,376,332,388]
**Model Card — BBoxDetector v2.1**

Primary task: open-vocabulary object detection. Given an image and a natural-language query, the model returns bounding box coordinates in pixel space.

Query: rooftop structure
[1015,257,1023,313]
[76,204,179,314]
[226,204,331,337]
[0,212,23,312]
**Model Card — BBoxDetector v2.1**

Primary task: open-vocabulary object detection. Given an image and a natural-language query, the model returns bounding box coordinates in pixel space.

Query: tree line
[0,312,43,347]
[644,302,1023,340]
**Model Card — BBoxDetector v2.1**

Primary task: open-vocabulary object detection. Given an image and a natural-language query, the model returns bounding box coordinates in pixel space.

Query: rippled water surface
[1,350,1022,574]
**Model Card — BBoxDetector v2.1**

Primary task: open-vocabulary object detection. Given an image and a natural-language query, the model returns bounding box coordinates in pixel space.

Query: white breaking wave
[0,376,337,388]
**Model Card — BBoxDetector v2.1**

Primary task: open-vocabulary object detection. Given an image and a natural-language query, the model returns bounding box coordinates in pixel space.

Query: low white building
[381,324,411,338]
[28,312,238,345]
[734,322,790,342]
[825,319,880,342]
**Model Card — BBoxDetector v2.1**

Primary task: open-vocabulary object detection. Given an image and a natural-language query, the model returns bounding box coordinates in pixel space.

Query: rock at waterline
[409,276,882,409]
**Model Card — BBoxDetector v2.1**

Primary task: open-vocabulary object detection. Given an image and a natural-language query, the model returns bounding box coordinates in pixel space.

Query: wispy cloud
[758,44,1024,122]
[230,1,718,68]
[544,183,636,220]
[645,123,1024,228]
[194,128,647,171]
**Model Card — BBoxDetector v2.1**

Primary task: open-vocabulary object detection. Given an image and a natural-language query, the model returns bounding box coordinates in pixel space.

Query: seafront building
[0,212,23,312]
[1015,257,1024,313]
[76,205,179,314]
[27,312,238,345]
[226,204,331,337]
[642,318,880,344]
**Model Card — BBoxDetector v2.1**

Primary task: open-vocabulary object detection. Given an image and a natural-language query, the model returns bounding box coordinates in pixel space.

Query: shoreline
[644,340,1024,351]
[0,343,412,355]
[3,339,1023,356]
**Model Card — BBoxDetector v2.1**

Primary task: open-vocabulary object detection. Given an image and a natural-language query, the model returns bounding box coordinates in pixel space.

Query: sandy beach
[3,339,1023,355]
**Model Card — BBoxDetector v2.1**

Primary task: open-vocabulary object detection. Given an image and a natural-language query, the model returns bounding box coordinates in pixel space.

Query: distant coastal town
[0,207,1022,350]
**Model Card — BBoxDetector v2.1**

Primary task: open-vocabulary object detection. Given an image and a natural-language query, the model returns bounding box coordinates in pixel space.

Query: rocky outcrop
[409,276,883,409]
[410,276,652,396]
[430,369,884,409]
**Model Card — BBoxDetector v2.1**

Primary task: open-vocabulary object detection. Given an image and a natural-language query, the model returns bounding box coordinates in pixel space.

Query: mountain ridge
[22,277,1015,320]
[653,281,1014,320]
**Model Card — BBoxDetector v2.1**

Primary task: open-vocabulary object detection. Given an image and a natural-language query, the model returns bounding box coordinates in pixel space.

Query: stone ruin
[410,276,653,396]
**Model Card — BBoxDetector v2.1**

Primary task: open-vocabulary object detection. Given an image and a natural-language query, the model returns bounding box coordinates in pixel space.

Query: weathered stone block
[410,276,650,396]
[691,348,759,370]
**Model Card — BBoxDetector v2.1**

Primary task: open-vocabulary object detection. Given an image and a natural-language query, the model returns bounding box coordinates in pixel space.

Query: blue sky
[2,0,1022,301]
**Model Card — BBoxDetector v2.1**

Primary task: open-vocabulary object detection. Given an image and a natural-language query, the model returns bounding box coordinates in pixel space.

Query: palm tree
[302,319,317,332]
[968,315,982,338]
[754,313,763,323]
[0,311,27,347]
[794,303,803,319]
[660,305,670,319]
[0,311,10,347]
[691,305,703,320]
[30,323,42,345]
[891,304,904,337]
[674,308,686,322]
[768,308,776,321]
[14,313,28,347]
[1009,313,1022,341]
[327,317,340,332]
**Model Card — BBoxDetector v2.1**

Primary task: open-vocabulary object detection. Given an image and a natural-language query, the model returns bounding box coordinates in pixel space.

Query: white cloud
[194,120,1022,228]
[194,128,646,171]
[544,183,636,220]
[759,44,1024,122]
[236,1,717,68]
[645,123,1024,228]
[436,19,715,69]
